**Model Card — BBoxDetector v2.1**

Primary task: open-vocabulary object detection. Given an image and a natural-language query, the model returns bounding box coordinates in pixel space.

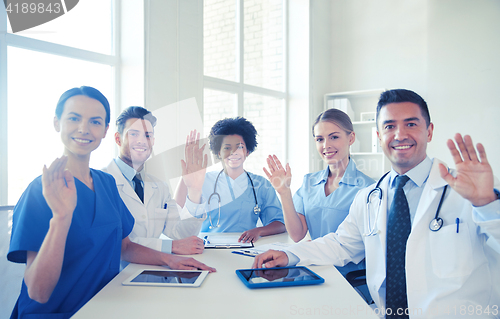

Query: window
[1,0,119,205]
[203,0,287,173]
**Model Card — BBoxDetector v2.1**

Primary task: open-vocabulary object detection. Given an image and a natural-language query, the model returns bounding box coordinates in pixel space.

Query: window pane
[7,0,113,55]
[244,0,283,91]
[203,88,236,136]
[204,0,236,81]
[243,93,284,175]
[7,47,115,205]
[203,89,237,172]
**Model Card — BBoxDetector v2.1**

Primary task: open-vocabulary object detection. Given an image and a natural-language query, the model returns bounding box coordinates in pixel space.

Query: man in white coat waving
[253,89,500,318]
[104,107,207,255]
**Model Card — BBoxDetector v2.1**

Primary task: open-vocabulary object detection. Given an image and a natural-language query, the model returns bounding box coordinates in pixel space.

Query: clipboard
[203,235,254,249]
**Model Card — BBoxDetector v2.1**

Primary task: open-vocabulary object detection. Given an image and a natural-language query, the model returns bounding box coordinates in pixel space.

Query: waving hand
[42,156,77,220]
[438,133,497,207]
[180,130,208,203]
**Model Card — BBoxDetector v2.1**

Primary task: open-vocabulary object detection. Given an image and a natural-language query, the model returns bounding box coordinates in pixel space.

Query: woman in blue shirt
[175,117,285,243]
[8,86,214,318]
[264,108,375,242]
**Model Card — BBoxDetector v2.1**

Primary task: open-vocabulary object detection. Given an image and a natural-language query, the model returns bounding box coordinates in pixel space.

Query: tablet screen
[131,270,202,284]
[239,267,320,284]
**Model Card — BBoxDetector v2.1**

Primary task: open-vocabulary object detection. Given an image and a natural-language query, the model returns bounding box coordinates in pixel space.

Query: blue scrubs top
[8,169,134,319]
[293,159,374,240]
[200,170,284,232]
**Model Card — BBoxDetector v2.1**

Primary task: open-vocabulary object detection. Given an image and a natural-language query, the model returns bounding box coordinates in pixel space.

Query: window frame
[0,1,121,205]
[203,0,289,158]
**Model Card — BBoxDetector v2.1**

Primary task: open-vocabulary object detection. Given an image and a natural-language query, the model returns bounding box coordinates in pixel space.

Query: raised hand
[438,133,497,207]
[180,130,208,203]
[41,156,77,222]
[263,155,292,195]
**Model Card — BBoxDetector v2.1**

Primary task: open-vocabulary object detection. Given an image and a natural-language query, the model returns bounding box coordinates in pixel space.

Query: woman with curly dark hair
[175,117,285,243]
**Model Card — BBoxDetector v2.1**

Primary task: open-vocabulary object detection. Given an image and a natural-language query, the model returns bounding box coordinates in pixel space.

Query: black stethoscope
[207,169,260,229]
[365,171,448,236]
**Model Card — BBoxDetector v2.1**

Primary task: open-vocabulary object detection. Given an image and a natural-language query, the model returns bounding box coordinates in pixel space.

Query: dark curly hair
[208,117,258,158]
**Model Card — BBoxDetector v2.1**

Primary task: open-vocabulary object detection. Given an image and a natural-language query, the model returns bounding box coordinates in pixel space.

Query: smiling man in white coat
[253,89,500,318]
[103,106,206,255]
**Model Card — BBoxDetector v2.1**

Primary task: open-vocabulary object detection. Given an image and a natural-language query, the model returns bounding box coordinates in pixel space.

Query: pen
[164,203,167,209]
[456,218,460,233]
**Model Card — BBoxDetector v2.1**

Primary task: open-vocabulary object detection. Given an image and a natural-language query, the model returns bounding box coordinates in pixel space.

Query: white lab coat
[288,159,500,318]
[103,160,206,252]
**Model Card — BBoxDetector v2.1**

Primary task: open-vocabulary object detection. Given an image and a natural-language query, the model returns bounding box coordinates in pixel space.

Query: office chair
[345,268,373,305]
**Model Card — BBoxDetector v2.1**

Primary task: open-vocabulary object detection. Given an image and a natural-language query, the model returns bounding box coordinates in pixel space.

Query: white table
[73,233,379,319]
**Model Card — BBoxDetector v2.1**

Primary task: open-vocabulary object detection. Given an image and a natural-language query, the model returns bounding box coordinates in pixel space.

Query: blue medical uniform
[200,171,284,232]
[293,159,374,239]
[8,169,134,319]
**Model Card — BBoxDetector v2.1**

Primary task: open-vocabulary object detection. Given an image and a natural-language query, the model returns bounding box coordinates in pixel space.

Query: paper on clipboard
[203,235,254,249]
[232,242,291,257]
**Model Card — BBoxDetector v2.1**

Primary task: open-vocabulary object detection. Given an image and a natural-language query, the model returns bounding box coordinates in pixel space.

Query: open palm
[42,156,77,219]
[439,134,496,207]
[181,130,208,191]
[263,155,292,195]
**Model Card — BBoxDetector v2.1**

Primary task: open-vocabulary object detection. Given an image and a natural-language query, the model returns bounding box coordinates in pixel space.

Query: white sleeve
[472,179,500,254]
[162,182,206,240]
[286,190,367,267]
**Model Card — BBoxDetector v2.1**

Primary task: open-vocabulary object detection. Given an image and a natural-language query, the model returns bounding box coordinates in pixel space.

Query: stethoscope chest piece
[253,206,261,214]
[429,217,443,232]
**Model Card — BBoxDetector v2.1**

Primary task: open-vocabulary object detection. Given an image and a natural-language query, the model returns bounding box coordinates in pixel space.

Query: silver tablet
[122,269,209,288]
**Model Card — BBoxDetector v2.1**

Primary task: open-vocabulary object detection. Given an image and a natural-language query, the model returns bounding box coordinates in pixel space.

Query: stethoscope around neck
[207,169,260,229]
[364,171,448,236]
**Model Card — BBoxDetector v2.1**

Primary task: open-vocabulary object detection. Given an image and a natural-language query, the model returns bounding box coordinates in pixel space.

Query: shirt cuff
[161,239,173,254]
[473,196,500,223]
[185,195,206,218]
[284,250,300,266]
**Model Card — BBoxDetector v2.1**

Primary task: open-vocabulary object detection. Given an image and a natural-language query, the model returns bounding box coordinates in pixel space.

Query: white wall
[326,0,500,175]
[142,0,206,190]
[426,0,500,174]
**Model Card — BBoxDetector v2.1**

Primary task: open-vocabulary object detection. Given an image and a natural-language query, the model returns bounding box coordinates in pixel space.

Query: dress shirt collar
[114,157,141,182]
[312,158,358,187]
[389,156,432,189]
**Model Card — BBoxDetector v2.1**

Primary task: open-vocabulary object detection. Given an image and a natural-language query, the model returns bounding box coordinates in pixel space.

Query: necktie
[386,175,411,318]
[133,174,144,203]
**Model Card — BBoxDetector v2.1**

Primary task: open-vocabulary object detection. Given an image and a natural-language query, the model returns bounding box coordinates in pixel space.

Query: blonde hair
[312,108,354,136]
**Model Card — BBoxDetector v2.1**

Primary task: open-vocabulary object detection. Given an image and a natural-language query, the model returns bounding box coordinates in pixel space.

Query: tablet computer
[235,266,324,289]
[122,269,209,287]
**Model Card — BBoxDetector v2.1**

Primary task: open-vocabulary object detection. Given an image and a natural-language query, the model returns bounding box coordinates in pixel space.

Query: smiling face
[115,118,155,171]
[313,121,354,168]
[54,95,108,159]
[377,102,434,174]
[218,134,249,174]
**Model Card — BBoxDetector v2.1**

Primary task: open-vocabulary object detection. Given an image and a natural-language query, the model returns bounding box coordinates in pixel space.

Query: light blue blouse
[293,159,375,240]
[200,170,284,232]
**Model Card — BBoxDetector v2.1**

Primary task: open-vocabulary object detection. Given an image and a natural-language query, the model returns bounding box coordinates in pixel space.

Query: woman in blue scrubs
[264,108,374,242]
[7,87,214,319]
[176,117,285,243]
